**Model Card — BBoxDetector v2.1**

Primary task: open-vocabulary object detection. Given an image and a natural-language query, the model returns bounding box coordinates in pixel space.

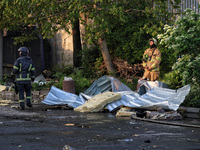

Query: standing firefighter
[11,47,35,109]
[141,38,161,81]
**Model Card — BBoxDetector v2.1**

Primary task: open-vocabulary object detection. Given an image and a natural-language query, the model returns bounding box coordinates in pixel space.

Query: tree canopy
[0,0,182,73]
[0,0,85,44]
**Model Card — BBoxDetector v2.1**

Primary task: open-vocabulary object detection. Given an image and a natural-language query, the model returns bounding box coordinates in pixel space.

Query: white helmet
[149,38,157,46]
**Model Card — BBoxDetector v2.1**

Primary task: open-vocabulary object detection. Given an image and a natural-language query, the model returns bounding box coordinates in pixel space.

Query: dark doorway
[3,36,52,77]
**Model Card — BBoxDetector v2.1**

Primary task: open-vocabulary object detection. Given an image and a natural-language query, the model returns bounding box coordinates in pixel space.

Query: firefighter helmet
[18,47,29,55]
[149,38,157,46]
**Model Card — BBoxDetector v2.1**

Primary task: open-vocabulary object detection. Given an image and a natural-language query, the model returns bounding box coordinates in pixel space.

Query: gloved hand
[147,66,154,71]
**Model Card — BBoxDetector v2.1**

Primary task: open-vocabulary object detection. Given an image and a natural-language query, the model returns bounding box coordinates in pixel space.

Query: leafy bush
[119,77,139,91]
[32,77,64,91]
[157,9,200,107]
[0,74,8,85]
[164,54,200,87]
[163,55,200,107]
[80,46,101,78]
[51,64,73,76]
[172,55,200,86]
[181,84,200,107]
[68,69,91,94]
[162,71,182,89]
[32,67,92,95]
[32,82,50,91]
[158,46,177,76]
[158,9,200,58]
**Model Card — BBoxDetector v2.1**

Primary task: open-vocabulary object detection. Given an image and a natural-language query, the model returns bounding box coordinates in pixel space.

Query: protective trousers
[143,70,160,81]
[17,82,32,109]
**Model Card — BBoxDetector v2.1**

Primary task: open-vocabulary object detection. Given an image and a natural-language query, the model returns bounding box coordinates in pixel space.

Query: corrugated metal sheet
[106,85,190,112]
[42,76,190,112]
[83,75,112,96]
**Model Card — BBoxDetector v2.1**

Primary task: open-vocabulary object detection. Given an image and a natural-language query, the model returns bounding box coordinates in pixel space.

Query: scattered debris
[34,74,46,85]
[116,107,136,117]
[43,76,191,114]
[97,58,143,83]
[0,75,197,122]
[1,91,17,100]
[0,85,7,92]
[144,139,151,143]
[74,91,121,112]
[0,100,14,104]
[116,107,183,120]
[42,86,84,108]
[63,145,75,150]
[11,105,19,108]
[112,58,143,80]
[0,103,9,106]
[64,123,75,126]
[145,110,183,120]
[178,107,200,118]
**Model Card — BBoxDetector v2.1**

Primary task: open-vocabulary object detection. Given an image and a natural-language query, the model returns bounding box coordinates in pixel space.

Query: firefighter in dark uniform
[11,47,35,109]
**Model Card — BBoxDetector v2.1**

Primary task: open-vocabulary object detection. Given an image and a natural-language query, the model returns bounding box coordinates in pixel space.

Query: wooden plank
[179,106,200,113]
[186,107,200,113]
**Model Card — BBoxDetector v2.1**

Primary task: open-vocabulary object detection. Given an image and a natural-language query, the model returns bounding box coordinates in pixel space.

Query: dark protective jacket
[11,56,35,84]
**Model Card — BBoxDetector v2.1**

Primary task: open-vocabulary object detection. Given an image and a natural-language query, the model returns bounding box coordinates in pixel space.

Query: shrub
[80,46,101,78]
[158,9,200,58]
[163,55,200,107]
[51,64,73,76]
[68,69,91,94]
[157,9,200,107]
[181,84,200,107]
[0,74,8,85]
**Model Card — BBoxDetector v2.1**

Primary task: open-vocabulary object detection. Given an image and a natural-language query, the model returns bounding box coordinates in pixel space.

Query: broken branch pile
[112,58,143,80]
[97,58,144,81]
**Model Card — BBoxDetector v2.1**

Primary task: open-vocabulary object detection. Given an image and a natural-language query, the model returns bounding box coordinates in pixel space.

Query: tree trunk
[0,30,3,79]
[99,36,115,75]
[72,19,82,68]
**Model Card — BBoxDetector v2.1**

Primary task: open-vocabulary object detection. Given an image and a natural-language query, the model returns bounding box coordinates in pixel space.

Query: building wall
[50,28,74,66]
[180,0,200,14]
[50,13,90,67]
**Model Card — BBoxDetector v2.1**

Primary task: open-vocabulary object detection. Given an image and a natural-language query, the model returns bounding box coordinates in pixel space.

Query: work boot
[20,102,25,110]
[26,100,32,107]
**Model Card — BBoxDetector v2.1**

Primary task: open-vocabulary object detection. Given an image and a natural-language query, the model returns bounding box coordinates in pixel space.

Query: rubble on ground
[115,107,183,120]
[0,74,196,120]
[116,107,136,117]
[42,75,191,120]
[0,85,7,92]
